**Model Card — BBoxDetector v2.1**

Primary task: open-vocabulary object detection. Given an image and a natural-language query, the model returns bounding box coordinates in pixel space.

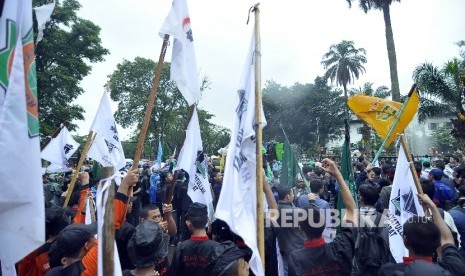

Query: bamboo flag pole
[63,131,95,207]
[252,3,265,269]
[371,84,417,166]
[40,121,69,151]
[130,34,170,171]
[166,104,196,208]
[101,166,115,276]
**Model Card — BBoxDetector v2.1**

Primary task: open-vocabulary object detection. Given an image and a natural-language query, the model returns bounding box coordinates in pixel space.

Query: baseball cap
[127,221,168,268]
[430,168,443,178]
[211,243,251,275]
[314,162,322,168]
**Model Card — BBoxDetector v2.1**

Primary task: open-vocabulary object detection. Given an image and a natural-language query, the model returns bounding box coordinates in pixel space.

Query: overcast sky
[73,0,465,139]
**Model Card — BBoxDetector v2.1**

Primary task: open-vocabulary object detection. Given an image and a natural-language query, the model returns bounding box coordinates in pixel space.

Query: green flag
[275,142,284,161]
[279,130,302,187]
[337,139,358,232]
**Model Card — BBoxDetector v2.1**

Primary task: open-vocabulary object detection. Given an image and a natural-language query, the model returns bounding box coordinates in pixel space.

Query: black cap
[127,221,168,268]
[211,243,250,275]
[50,222,97,258]
[186,202,208,219]
[45,206,71,237]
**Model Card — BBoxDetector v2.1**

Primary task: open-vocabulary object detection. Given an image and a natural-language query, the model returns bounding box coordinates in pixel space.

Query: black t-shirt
[168,236,220,276]
[288,226,356,276]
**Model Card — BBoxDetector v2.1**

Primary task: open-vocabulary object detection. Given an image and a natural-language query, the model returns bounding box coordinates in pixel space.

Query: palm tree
[349,82,391,155]
[346,0,401,101]
[413,58,465,145]
[321,40,367,142]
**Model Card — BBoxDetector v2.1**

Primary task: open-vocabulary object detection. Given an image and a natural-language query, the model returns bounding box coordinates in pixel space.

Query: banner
[159,0,201,106]
[41,126,80,167]
[0,0,45,264]
[389,142,425,262]
[279,130,302,187]
[175,109,214,218]
[215,31,265,276]
[348,91,419,147]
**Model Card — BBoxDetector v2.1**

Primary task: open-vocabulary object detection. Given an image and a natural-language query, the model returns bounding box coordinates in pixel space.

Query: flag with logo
[87,91,126,170]
[0,0,45,264]
[389,141,425,262]
[41,126,80,167]
[348,90,419,147]
[215,31,265,276]
[159,0,201,106]
[175,109,214,218]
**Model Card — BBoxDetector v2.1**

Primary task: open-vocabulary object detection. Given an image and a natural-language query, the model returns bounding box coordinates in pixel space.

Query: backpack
[355,213,390,275]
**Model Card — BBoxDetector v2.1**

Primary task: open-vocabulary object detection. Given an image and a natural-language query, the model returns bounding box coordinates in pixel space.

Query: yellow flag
[348,90,419,147]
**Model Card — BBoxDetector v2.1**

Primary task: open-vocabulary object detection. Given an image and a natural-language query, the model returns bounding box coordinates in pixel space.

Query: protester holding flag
[379,194,465,275]
[287,158,357,276]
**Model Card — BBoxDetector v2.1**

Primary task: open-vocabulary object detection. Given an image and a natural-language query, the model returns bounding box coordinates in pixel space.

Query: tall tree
[349,82,391,155]
[34,0,109,137]
[321,40,367,143]
[413,57,465,144]
[346,0,401,101]
[108,57,228,157]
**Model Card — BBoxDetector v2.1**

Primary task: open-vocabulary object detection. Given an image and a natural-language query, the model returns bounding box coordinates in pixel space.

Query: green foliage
[413,58,465,121]
[262,76,344,153]
[34,0,109,137]
[432,124,459,154]
[108,58,229,158]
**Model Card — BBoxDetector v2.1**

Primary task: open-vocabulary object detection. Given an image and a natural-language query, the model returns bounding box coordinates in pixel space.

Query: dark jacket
[276,201,305,259]
[168,235,221,276]
[378,244,465,276]
[287,227,356,276]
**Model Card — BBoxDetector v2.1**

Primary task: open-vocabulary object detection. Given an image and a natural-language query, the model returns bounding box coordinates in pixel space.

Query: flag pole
[130,34,170,171]
[371,84,417,166]
[40,120,69,151]
[63,131,95,207]
[101,166,115,276]
[252,3,265,269]
[166,104,196,207]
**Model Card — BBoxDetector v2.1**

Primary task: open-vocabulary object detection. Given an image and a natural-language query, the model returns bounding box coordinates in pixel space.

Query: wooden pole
[252,3,265,270]
[40,121,69,151]
[131,34,170,171]
[88,195,96,222]
[101,167,115,276]
[63,131,95,207]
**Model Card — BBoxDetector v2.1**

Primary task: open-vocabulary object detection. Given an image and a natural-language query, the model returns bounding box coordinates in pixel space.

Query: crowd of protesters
[10,148,465,276]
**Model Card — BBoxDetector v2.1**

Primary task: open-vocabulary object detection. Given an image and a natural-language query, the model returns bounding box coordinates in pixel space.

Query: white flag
[33,0,55,44]
[41,126,80,167]
[176,109,214,218]
[88,91,126,170]
[0,0,45,265]
[215,31,266,276]
[159,0,201,106]
[389,142,425,262]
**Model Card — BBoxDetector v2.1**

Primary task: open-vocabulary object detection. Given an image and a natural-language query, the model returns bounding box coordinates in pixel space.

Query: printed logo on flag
[23,27,39,137]
[370,100,398,122]
[0,20,17,94]
[182,17,193,42]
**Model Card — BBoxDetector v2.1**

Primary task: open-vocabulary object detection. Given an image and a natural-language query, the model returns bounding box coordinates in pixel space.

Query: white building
[326,115,454,156]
